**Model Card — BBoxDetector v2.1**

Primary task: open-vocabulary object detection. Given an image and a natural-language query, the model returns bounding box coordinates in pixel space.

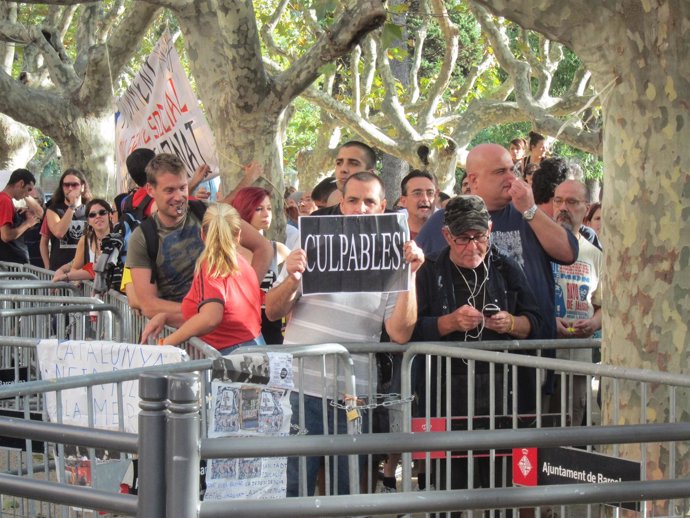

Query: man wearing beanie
[412,195,542,501]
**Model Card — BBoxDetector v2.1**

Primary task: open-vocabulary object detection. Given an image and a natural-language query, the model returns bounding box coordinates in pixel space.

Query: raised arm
[238,219,272,280]
[265,248,306,321]
[509,179,577,263]
[384,241,424,344]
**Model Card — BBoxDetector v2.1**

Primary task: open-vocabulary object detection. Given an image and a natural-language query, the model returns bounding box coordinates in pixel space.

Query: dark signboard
[299,213,410,295]
[513,446,640,510]
[0,409,44,452]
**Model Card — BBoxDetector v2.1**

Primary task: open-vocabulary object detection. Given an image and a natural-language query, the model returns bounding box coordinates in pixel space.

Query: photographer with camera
[52,199,122,291]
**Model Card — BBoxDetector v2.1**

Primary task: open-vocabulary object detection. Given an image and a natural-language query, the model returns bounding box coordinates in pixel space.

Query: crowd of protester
[0,133,603,499]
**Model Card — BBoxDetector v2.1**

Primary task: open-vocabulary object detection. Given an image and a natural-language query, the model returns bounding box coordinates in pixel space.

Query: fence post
[138,373,168,518]
[166,373,201,518]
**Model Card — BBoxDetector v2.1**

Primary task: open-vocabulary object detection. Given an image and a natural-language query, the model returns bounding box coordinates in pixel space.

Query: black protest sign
[299,213,409,295]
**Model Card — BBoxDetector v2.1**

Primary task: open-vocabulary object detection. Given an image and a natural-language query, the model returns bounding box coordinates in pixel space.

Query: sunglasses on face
[63,182,81,188]
[88,209,110,218]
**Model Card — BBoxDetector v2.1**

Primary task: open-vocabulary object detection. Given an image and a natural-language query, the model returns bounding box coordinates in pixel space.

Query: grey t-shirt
[125,212,204,302]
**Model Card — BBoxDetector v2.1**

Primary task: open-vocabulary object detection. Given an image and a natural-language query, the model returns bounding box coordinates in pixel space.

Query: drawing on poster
[204,352,293,501]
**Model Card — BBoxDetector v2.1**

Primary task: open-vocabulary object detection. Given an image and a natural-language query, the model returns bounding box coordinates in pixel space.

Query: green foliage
[471,122,603,181]
[284,98,321,171]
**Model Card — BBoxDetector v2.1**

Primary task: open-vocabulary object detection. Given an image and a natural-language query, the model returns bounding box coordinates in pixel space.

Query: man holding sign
[265,172,424,497]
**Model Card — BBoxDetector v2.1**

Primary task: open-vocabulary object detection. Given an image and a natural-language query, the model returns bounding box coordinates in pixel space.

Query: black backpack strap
[134,194,153,220]
[140,217,159,284]
[188,200,207,222]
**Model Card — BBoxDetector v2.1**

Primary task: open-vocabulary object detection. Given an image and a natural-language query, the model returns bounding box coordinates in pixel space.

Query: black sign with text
[299,213,409,295]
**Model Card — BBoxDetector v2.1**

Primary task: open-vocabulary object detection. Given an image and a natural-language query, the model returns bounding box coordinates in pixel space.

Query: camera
[93,233,124,294]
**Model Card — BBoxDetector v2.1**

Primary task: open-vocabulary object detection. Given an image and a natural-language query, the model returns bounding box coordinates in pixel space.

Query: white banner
[115,31,219,191]
[37,339,187,433]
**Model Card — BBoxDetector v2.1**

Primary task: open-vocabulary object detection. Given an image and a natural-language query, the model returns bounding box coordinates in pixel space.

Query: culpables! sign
[299,213,410,295]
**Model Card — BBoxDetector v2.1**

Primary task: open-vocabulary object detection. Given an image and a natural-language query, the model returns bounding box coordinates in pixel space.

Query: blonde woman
[141,203,264,353]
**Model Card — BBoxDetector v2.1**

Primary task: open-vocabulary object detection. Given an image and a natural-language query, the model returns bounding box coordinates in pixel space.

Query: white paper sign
[204,353,293,501]
[115,31,219,191]
[37,339,187,433]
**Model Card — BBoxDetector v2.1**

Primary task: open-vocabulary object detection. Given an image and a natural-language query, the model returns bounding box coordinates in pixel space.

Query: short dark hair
[340,141,377,170]
[146,153,185,186]
[126,148,155,187]
[343,171,386,200]
[400,169,434,195]
[7,168,35,187]
[311,176,338,204]
[532,157,569,204]
[510,137,527,149]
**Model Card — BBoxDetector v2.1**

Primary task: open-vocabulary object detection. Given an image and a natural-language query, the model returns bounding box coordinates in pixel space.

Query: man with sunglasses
[412,195,541,497]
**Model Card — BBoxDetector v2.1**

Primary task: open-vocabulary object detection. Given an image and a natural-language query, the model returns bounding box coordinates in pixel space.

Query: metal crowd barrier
[0,338,687,517]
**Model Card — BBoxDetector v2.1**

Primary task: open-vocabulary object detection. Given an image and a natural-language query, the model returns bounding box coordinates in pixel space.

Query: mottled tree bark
[475,0,690,504]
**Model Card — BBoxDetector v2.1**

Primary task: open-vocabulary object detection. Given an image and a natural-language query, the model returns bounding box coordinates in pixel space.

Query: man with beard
[397,170,436,239]
[551,179,602,426]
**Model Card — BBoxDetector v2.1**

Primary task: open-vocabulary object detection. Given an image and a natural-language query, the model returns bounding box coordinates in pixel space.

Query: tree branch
[0,68,65,130]
[78,2,160,109]
[273,0,386,104]
[377,37,418,141]
[0,21,80,88]
[259,0,292,60]
[417,0,459,130]
[408,0,429,104]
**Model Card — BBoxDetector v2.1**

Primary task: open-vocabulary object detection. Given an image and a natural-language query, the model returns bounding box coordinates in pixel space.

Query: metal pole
[166,373,200,518]
[138,373,168,518]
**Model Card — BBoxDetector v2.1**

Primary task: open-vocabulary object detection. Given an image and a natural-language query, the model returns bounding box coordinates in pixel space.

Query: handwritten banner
[298,213,410,295]
[37,340,187,433]
[115,31,219,191]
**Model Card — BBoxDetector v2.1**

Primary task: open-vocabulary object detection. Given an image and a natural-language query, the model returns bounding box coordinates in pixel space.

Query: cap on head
[444,195,490,236]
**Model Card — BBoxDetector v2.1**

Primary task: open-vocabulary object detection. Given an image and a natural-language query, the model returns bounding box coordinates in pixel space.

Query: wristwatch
[68,204,77,210]
[522,204,538,221]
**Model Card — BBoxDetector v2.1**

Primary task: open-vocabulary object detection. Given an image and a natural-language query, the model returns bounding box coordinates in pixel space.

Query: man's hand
[556,317,572,338]
[403,240,424,274]
[484,310,513,334]
[508,178,535,213]
[448,304,483,332]
[571,318,598,338]
[190,164,212,193]
[284,248,307,282]
[140,313,168,344]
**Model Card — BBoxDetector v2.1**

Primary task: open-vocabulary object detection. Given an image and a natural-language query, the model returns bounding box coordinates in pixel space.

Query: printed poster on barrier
[115,30,219,192]
[299,213,410,295]
[36,339,188,434]
[204,352,293,501]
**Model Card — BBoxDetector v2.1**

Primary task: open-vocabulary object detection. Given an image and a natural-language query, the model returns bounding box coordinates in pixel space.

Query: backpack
[115,191,154,261]
[139,200,207,284]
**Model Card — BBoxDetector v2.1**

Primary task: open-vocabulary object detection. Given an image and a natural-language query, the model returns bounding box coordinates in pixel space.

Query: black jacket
[413,245,542,343]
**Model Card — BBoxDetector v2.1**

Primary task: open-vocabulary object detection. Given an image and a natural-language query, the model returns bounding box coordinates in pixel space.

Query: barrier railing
[0,346,688,517]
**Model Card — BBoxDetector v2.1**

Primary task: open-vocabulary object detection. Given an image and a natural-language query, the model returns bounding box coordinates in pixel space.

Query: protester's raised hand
[285,248,307,282]
[403,240,424,274]
[508,177,535,213]
[191,164,211,185]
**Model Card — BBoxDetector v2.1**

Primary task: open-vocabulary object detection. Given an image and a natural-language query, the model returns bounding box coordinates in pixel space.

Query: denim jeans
[286,393,360,496]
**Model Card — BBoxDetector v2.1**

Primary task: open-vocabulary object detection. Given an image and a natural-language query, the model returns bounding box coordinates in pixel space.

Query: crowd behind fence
[0,261,688,517]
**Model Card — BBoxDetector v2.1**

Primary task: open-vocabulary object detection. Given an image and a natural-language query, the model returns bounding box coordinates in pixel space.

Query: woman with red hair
[232,187,290,344]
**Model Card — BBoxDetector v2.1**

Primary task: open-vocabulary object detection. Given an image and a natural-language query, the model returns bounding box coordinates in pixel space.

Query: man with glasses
[397,169,436,239]
[412,195,541,497]
[551,179,602,426]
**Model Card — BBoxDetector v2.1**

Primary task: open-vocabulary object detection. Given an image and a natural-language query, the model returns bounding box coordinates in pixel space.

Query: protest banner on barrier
[114,30,219,191]
[36,339,187,433]
[299,213,410,295]
[204,352,293,500]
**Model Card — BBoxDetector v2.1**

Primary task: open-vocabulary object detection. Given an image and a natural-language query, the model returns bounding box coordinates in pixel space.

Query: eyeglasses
[62,182,81,188]
[88,209,109,218]
[449,232,490,246]
[552,197,584,207]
